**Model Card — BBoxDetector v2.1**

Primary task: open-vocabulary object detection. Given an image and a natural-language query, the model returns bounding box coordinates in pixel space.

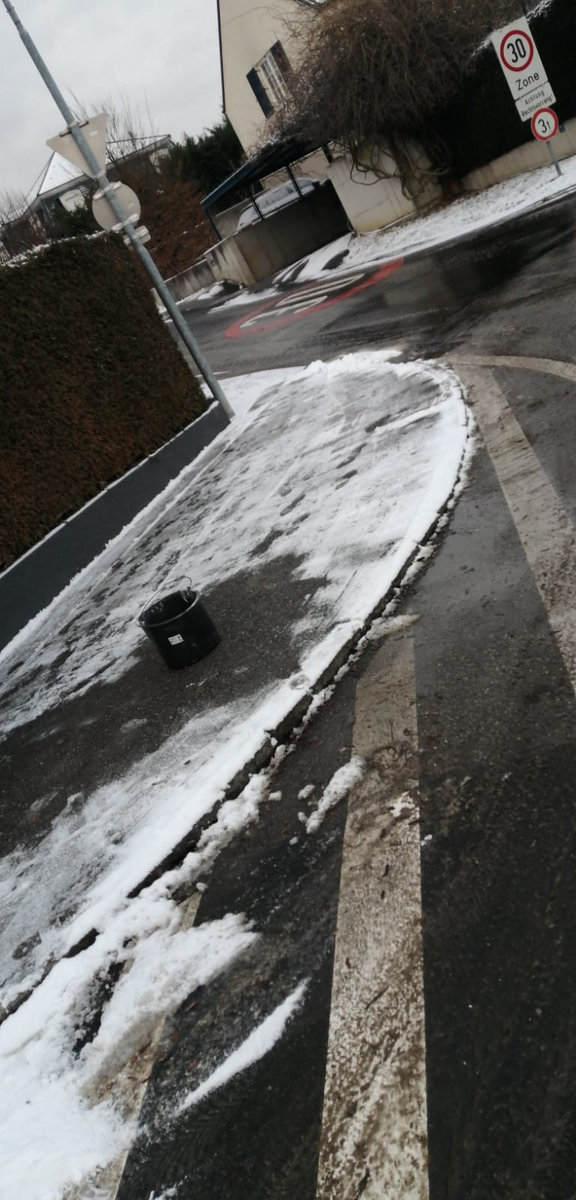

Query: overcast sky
[0,0,224,197]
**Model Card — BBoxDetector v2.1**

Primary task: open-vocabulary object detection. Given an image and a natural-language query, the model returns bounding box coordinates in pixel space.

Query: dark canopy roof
[202,138,320,212]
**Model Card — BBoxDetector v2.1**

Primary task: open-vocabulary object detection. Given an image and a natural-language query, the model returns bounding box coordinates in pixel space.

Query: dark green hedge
[0,235,206,568]
[437,0,576,178]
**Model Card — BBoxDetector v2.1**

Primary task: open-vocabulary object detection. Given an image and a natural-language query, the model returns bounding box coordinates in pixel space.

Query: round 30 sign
[531,107,559,141]
[498,27,534,71]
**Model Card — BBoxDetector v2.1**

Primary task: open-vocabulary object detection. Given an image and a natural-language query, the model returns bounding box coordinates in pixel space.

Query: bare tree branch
[0,189,30,224]
[68,90,159,162]
[273,0,519,194]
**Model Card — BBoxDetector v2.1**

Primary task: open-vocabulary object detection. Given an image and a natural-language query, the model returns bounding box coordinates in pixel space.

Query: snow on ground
[0,351,469,1196]
[0,352,469,992]
[179,980,308,1112]
[0,905,256,1200]
[216,152,576,306]
[2,127,570,1200]
[304,757,365,835]
[0,353,466,740]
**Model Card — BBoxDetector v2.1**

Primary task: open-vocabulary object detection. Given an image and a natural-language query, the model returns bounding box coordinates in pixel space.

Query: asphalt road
[182,192,576,376]
[5,193,576,1199]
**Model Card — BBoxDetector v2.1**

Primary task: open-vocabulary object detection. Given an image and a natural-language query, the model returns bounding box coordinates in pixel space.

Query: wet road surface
[183,193,576,376]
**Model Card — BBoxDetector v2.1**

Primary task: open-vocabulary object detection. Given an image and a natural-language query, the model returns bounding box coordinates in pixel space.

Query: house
[217,0,327,154]
[32,134,174,232]
[214,0,440,236]
[32,154,93,231]
[0,135,173,259]
[209,0,335,240]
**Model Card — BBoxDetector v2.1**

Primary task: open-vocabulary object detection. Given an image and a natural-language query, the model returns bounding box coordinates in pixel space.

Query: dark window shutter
[246,68,273,117]
[270,40,292,78]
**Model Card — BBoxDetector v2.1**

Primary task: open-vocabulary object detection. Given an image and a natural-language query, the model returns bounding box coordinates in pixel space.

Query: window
[247,41,292,117]
[246,68,273,117]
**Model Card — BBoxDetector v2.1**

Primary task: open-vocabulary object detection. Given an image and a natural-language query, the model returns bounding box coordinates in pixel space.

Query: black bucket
[138,585,220,669]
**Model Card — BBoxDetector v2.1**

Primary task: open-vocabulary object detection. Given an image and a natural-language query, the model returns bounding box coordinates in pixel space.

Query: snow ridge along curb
[124,398,476,902]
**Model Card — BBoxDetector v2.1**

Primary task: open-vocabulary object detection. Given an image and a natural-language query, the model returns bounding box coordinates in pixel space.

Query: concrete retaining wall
[462,116,576,191]
[164,185,348,299]
[326,147,442,234]
[165,257,217,301]
[199,184,349,289]
[236,184,349,277]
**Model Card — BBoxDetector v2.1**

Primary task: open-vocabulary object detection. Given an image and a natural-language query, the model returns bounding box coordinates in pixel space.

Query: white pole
[546,138,562,177]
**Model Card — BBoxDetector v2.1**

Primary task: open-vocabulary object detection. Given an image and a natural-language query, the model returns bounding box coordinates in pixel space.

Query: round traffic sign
[91,182,141,232]
[499,28,534,71]
[531,107,559,141]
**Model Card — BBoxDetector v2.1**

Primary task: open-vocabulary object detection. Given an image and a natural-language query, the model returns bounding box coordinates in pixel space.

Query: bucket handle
[138,575,195,622]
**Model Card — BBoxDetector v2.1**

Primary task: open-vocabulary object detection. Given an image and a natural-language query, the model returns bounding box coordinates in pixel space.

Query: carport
[202,138,332,239]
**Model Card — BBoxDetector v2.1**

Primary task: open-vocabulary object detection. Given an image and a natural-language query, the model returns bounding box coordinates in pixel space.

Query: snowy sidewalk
[0,351,468,1197]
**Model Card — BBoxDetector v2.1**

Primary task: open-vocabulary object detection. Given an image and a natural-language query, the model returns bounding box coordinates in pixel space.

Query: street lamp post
[1,0,234,419]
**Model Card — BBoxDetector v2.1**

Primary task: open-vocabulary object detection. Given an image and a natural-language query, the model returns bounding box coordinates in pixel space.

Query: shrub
[0,235,206,567]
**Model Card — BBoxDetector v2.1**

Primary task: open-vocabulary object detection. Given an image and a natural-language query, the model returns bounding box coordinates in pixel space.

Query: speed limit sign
[491,17,555,121]
[499,27,534,71]
[531,107,559,141]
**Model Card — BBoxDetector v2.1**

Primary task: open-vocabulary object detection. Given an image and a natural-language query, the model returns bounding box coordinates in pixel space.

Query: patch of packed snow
[178,981,308,1112]
[0,350,469,1196]
[0,352,468,1006]
[0,906,255,1200]
[0,353,467,734]
[305,757,365,834]
[389,792,417,819]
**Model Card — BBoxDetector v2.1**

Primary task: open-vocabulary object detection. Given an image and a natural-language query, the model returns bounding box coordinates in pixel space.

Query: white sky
[0,0,224,198]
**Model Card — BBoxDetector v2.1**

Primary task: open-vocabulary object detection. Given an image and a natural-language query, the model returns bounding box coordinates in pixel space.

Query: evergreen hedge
[0,235,206,568]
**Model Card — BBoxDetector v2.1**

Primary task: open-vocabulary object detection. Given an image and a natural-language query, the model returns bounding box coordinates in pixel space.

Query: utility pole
[1,0,234,419]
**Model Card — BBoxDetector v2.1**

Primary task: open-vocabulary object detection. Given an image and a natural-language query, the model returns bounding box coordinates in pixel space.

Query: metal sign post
[1,0,234,419]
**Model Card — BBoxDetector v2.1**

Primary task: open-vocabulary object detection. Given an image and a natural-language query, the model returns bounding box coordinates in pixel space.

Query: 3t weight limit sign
[531,108,559,142]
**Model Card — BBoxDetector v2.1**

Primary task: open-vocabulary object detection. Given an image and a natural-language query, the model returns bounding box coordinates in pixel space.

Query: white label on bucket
[168,634,185,645]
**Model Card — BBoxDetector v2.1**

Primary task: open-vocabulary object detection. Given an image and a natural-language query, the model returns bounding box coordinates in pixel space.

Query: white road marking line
[454,364,576,689]
[449,353,576,385]
[317,623,428,1200]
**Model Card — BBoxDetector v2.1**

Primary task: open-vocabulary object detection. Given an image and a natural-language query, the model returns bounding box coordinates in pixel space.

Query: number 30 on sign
[531,107,559,141]
[500,28,534,70]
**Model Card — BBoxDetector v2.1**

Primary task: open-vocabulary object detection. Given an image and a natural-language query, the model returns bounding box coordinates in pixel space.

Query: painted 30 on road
[225,260,403,339]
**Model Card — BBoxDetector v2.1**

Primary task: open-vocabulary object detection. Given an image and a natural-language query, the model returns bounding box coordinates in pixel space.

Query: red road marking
[224,259,404,339]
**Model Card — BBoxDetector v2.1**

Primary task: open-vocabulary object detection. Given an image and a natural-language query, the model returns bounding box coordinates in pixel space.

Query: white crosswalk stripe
[317,616,428,1200]
[453,361,576,690]
[319,352,576,1199]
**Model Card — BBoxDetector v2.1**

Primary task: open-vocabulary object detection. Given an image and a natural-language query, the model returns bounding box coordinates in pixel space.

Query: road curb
[127,401,474,903]
[0,403,229,652]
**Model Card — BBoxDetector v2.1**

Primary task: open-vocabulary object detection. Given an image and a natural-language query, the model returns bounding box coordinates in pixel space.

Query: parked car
[236,177,323,232]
